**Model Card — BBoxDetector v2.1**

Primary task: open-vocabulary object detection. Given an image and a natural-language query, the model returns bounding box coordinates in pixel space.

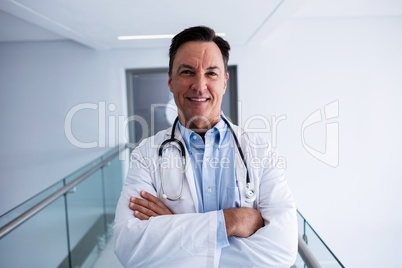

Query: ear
[168,73,173,93]
[223,72,229,93]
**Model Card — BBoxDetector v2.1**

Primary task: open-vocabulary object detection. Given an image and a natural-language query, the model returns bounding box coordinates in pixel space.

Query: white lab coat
[114,124,298,268]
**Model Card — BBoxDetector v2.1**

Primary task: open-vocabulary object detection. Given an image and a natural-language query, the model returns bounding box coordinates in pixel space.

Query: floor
[93,238,122,268]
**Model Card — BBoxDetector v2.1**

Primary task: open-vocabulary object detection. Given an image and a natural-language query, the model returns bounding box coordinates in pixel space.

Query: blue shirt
[178,118,240,249]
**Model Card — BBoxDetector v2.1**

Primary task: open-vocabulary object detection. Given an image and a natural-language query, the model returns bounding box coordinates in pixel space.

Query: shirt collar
[177,118,229,152]
[210,119,228,146]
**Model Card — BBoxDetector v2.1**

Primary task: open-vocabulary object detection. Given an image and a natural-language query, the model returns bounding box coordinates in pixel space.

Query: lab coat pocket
[180,225,208,256]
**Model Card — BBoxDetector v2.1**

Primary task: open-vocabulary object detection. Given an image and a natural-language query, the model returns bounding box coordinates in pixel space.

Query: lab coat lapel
[169,127,199,212]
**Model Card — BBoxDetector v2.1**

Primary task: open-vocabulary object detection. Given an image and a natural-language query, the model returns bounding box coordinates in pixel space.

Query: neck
[178,114,221,138]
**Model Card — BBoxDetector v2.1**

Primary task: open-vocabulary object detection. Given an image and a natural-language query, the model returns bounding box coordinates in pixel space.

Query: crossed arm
[129,190,264,238]
[115,145,297,267]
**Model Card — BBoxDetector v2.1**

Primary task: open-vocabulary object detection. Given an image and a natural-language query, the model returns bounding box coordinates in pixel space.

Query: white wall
[237,17,402,268]
[0,40,170,215]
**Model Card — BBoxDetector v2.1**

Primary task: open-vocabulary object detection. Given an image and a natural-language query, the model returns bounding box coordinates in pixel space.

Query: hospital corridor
[1,0,401,267]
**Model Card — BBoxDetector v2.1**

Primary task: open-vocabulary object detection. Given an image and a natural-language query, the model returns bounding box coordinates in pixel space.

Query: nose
[191,73,207,92]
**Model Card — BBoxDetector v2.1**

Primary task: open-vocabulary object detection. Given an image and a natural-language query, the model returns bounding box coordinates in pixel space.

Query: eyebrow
[177,64,222,73]
[177,64,195,71]
[207,66,221,72]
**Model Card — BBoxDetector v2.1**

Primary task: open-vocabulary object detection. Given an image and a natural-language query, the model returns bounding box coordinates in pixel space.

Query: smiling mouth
[187,97,210,102]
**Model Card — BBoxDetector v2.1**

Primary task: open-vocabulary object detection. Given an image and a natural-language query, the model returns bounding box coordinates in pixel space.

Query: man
[114,26,297,267]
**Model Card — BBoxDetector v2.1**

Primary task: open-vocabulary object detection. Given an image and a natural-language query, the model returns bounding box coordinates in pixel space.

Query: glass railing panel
[63,156,104,186]
[293,251,306,268]
[297,210,305,240]
[304,222,342,268]
[100,145,121,160]
[0,197,69,268]
[0,180,64,227]
[293,211,307,268]
[65,169,106,268]
[102,155,124,235]
[0,146,127,268]
[297,210,344,268]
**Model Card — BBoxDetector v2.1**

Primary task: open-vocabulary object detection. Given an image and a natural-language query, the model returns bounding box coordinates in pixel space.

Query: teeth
[190,98,207,102]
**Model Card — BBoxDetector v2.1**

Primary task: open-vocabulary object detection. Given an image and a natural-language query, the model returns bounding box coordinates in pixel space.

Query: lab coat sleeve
[219,137,298,267]
[113,149,219,268]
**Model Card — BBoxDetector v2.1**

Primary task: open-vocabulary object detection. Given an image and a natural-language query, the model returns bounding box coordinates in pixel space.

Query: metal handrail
[0,145,127,240]
[298,235,321,268]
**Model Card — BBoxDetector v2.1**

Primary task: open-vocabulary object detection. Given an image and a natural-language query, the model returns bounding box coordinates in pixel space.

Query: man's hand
[129,191,173,220]
[223,207,264,238]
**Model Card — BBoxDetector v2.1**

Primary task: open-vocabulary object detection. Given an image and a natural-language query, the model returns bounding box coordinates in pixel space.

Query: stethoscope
[158,115,256,203]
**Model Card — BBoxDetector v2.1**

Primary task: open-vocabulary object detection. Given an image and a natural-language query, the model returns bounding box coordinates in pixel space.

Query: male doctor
[114,26,298,267]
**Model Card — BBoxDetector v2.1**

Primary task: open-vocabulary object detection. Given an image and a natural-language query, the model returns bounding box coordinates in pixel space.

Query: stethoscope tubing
[158,115,254,202]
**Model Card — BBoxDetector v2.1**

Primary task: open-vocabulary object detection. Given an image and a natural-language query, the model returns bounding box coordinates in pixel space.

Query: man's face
[168,41,228,129]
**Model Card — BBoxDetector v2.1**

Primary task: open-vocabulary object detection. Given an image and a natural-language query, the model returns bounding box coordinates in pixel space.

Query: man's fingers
[137,191,173,215]
[133,210,149,220]
[131,197,158,212]
[140,191,166,209]
[130,201,158,217]
[129,192,172,216]
[128,191,173,220]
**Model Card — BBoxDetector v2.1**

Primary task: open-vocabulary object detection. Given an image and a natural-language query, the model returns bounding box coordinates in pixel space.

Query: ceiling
[0,0,401,50]
[294,0,402,18]
[0,0,308,49]
[0,9,65,42]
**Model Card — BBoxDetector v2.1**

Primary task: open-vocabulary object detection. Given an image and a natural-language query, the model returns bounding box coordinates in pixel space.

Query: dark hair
[169,26,230,75]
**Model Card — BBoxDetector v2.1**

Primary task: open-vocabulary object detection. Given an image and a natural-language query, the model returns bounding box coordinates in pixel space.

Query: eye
[180,70,192,75]
[207,72,217,76]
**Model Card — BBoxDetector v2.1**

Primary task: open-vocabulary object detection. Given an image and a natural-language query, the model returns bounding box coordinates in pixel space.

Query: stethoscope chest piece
[245,183,256,203]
